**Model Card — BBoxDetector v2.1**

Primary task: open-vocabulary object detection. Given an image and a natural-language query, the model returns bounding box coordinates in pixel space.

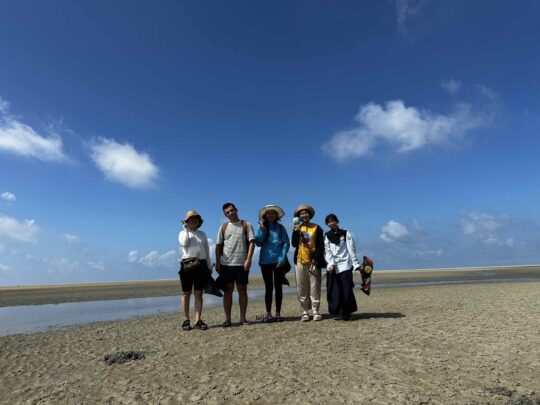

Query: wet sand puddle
[1,276,539,336]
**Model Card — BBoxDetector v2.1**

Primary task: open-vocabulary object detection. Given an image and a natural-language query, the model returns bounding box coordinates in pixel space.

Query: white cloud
[159,250,176,261]
[0,214,39,242]
[139,250,160,266]
[134,249,178,267]
[90,138,159,189]
[462,212,513,246]
[441,79,462,94]
[87,261,105,270]
[0,97,10,114]
[0,263,9,276]
[396,0,426,33]
[1,192,16,202]
[322,100,488,161]
[477,85,499,104]
[43,257,80,274]
[128,250,139,262]
[413,248,443,257]
[0,97,67,162]
[380,220,409,242]
[0,242,4,253]
[63,233,80,244]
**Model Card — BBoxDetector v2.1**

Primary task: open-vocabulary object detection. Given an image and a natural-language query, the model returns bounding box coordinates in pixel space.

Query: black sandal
[194,320,208,330]
[182,320,192,331]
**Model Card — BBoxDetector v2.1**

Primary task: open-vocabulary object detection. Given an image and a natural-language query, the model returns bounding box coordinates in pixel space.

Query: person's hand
[243,259,251,271]
[276,262,283,268]
[327,265,335,273]
[215,262,221,273]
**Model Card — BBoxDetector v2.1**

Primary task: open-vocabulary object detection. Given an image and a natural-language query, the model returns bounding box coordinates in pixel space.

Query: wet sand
[1,265,539,307]
[1,281,539,404]
[0,276,267,307]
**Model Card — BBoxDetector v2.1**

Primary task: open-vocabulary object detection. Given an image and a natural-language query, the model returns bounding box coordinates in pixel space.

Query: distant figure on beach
[216,202,255,326]
[323,214,359,321]
[291,204,326,322]
[255,204,290,323]
[178,211,212,331]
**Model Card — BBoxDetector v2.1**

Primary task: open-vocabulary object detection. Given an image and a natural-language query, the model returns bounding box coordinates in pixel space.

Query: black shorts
[179,259,210,292]
[220,265,249,285]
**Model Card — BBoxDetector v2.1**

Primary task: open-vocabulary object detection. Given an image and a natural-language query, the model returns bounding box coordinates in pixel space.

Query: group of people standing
[178,202,368,331]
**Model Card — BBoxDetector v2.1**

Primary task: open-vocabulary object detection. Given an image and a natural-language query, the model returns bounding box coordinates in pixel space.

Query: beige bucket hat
[258,205,285,221]
[294,204,315,219]
[182,210,204,227]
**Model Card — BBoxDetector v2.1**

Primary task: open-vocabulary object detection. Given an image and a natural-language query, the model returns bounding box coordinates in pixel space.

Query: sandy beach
[1,278,539,404]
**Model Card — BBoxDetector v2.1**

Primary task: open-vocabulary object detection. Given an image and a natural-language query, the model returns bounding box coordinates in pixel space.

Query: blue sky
[1,1,540,285]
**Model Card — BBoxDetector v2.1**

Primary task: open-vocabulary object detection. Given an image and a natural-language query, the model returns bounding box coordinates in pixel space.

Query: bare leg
[223,283,234,323]
[194,290,203,322]
[182,291,191,321]
[238,284,248,322]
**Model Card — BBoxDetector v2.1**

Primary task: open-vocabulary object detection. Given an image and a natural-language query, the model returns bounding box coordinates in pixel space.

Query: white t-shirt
[216,221,255,266]
[179,228,211,267]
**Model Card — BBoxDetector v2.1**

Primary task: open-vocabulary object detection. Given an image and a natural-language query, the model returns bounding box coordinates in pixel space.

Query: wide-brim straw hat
[182,210,204,227]
[258,205,285,221]
[294,204,315,219]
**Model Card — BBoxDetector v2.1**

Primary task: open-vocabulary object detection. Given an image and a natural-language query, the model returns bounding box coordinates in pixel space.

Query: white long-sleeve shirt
[324,230,361,273]
[179,227,212,268]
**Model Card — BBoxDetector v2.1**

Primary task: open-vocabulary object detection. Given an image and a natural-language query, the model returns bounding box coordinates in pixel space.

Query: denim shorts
[220,265,249,285]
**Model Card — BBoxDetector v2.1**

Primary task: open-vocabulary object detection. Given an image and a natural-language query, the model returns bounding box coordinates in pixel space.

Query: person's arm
[291,228,300,248]
[254,227,266,247]
[179,228,190,247]
[313,225,327,268]
[324,235,336,272]
[215,225,223,273]
[244,224,256,271]
[346,232,361,270]
[277,225,290,266]
[201,232,212,271]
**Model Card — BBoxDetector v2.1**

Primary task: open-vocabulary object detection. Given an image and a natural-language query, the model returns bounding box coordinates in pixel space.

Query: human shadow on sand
[202,312,405,328]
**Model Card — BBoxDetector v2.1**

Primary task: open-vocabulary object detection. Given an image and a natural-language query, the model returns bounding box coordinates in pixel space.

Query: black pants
[327,268,358,317]
[261,263,283,313]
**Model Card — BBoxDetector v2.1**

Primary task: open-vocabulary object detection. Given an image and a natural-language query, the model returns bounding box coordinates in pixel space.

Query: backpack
[220,220,249,245]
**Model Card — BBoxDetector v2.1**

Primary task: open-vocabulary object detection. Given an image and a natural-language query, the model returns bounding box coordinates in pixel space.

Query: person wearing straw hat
[254,204,290,323]
[178,210,212,331]
[291,204,326,322]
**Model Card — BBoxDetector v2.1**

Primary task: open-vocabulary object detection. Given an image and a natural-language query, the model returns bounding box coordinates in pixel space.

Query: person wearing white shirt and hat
[178,210,212,331]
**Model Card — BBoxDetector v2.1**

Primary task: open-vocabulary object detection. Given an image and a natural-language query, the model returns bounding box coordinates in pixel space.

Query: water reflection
[1,277,538,337]
[0,289,293,337]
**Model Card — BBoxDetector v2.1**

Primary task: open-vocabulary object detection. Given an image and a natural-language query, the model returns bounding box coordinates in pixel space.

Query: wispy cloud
[87,261,104,270]
[441,78,462,94]
[90,137,159,189]
[43,257,80,274]
[462,211,514,246]
[63,233,80,244]
[0,97,10,114]
[129,249,178,267]
[128,250,139,262]
[1,192,16,202]
[0,214,39,243]
[396,0,427,33]
[380,220,409,242]
[0,96,67,162]
[322,99,489,161]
